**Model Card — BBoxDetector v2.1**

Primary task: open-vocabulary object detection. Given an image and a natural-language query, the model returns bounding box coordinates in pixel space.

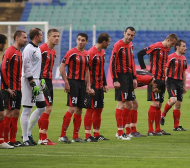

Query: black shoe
[20,140,34,147]
[28,135,37,145]
[161,130,171,135]
[160,116,165,126]
[173,126,186,131]
[8,141,22,147]
[94,135,109,140]
[131,132,147,137]
[84,136,98,142]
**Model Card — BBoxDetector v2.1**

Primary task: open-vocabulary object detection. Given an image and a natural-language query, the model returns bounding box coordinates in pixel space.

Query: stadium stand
[19,0,190,64]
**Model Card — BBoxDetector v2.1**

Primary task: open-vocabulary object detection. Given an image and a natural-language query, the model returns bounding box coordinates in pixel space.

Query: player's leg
[123,78,135,137]
[38,79,56,145]
[147,85,161,136]
[28,79,46,145]
[161,80,177,125]
[115,73,130,140]
[59,79,79,143]
[123,101,132,136]
[0,93,13,149]
[92,88,108,141]
[173,84,186,131]
[20,77,35,146]
[20,106,33,146]
[9,91,22,147]
[84,90,97,142]
[72,80,87,143]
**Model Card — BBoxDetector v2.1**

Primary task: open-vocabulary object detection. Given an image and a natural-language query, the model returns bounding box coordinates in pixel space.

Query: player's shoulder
[4,45,15,56]
[40,43,48,50]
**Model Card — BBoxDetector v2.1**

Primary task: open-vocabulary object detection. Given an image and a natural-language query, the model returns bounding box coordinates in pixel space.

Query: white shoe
[0,142,14,149]
[116,133,131,140]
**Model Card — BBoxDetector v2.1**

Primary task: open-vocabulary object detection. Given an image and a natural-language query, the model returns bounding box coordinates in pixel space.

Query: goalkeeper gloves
[41,78,46,91]
[30,81,40,96]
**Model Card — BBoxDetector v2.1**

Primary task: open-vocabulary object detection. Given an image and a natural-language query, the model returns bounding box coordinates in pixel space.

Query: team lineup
[0,26,187,148]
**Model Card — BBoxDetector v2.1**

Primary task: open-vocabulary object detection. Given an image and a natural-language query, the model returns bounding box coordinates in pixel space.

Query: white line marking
[0,154,189,159]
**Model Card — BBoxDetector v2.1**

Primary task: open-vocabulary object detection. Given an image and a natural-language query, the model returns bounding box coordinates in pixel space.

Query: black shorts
[85,88,104,109]
[166,78,184,102]
[67,79,86,108]
[2,90,21,110]
[0,91,4,111]
[115,73,136,101]
[147,82,165,103]
[43,79,53,106]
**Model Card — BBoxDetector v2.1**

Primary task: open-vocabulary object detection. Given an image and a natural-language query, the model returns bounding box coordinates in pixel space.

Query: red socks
[73,113,82,139]
[131,110,137,133]
[173,109,180,128]
[162,103,172,117]
[60,111,72,137]
[93,109,102,137]
[122,108,131,135]
[4,116,11,142]
[10,117,18,143]
[148,105,156,133]
[39,113,50,140]
[115,108,123,136]
[84,109,94,139]
[155,107,161,132]
[0,120,4,144]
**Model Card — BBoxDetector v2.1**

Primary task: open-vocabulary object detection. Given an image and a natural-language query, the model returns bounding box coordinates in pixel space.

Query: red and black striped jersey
[1,46,22,90]
[40,43,56,80]
[136,70,154,87]
[62,47,89,80]
[166,52,187,80]
[110,40,136,82]
[145,42,170,80]
[88,46,107,89]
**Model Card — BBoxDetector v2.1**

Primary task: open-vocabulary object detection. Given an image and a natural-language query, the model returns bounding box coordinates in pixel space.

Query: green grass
[1,89,190,168]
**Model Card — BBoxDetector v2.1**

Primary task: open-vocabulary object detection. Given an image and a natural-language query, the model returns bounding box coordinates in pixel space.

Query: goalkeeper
[20,28,46,146]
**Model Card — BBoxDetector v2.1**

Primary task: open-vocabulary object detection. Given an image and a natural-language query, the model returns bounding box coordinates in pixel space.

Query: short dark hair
[97,33,110,43]
[125,27,135,32]
[0,34,7,44]
[154,79,165,92]
[166,33,178,41]
[174,39,186,51]
[29,28,42,40]
[13,30,26,41]
[47,28,59,36]
[77,33,88,41]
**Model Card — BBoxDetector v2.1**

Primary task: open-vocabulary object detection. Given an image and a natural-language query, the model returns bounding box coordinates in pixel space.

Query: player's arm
[59,62,70,93]
[131,53,137,89]
[103,71,108,93]
[23,49,40,96]
[1,53,9,89]
[110,46,120,89]
[137,48,149,71]
[1,51,16,97]
[183,71,187,94]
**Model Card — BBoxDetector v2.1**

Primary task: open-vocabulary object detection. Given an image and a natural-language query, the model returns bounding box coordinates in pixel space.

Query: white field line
[0,154,189,159]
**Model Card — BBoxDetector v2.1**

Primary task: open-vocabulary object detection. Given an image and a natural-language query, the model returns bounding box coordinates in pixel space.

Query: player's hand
[41,79,46,91]
[142,68,149,72]
[30,81,40,96]
[133,79,137,89]
[6,88,16,97]
[88,88,95,96]
[183,86,187,94]
[103,85,109,93]
[113,81,120,89]
[64,81,70,93]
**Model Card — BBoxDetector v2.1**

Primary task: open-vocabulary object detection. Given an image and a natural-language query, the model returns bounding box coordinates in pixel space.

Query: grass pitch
[1,89,190,168]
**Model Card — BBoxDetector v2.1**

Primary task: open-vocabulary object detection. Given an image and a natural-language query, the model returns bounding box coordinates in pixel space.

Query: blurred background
[0,0,190,87]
